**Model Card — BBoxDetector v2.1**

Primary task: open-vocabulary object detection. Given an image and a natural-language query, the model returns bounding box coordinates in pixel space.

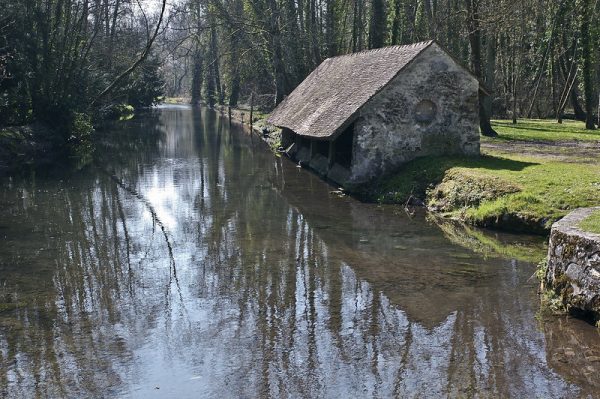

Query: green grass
[579,210,600,234]
[371,119,600,233]
[376,154,600,232]
[490,119,600,142]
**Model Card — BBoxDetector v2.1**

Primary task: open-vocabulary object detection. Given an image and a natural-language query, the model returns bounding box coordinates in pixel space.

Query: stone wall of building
[350,43,480,184]
[545,207,600,322]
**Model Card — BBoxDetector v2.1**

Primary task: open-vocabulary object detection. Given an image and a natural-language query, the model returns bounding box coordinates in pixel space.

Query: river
[1,105,599,398]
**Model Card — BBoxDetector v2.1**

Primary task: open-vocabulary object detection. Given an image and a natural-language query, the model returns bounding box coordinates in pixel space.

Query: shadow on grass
[365,154,538,203]
[461,154,538,171]
[491,121,600,139]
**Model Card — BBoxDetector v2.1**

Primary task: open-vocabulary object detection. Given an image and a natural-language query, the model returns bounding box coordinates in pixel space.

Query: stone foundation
[545,207,600,322]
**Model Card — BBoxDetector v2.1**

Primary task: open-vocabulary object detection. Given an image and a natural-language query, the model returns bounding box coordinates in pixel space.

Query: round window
[414,100,437,124]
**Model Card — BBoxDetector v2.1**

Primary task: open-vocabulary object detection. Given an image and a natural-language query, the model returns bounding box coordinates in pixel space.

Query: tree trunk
[369,0,386,48]
[580,0,596,129]
[325,0,337,56]
[191,46,204,106]
[464,0,497,137]
[267,0,289,104]
[483,33,496,119]
[391,0,402,45]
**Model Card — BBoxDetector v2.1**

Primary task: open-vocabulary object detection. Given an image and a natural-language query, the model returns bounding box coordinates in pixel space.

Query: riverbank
[0,124,62,174]
[166,104,600,236]
[366,120,600,235]
[544,207,600,325]
[0,105,143,176]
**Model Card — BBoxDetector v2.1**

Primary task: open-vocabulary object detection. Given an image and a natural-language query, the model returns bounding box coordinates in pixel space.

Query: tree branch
[90,0,167,106]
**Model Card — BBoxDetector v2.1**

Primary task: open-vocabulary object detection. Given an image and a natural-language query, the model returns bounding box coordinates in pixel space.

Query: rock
[545,207,600,323]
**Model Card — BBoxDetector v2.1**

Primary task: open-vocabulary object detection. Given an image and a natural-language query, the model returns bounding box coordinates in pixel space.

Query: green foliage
[579,210,600,234]
[0,0,166,168]
[371,119,600,233]
[100,104,135,121]
[540,288,568,315]
[66,113,94,163]
[535,259,548,281]
[125,56,165,109]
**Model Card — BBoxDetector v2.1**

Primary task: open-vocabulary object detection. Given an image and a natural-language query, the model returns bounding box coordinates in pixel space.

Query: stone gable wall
[350,44,480,184]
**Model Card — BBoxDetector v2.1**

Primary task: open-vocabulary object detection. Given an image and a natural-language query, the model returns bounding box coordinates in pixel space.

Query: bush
[125,56,165,108]
[66,112,94,163]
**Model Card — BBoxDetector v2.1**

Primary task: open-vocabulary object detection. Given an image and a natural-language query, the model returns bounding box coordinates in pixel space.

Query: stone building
[267,40,481,187]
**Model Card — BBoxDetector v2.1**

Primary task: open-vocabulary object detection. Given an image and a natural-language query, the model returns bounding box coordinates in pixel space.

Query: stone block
[545,207,600,322]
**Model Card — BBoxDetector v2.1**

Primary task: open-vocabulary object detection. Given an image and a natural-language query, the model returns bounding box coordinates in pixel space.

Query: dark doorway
[297,135,311,151]
[312,140,329,157]
[334,124,354,168]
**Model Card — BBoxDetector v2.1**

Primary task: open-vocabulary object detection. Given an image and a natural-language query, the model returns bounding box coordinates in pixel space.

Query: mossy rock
[427,170,521,212]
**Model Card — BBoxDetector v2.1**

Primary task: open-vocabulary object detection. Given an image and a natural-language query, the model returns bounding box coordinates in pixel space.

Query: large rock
[545,207,600,322]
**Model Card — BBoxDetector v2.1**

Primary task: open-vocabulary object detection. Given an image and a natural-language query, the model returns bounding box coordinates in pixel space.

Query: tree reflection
[0,106,596,398]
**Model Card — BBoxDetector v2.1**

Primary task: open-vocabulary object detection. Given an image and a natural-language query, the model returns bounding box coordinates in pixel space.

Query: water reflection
[0,106,598,398]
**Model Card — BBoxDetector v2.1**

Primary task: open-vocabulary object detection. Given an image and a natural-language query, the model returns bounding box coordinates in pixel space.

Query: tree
[580,0,597,129]
[369,0,387,49]
[464,0,497,137]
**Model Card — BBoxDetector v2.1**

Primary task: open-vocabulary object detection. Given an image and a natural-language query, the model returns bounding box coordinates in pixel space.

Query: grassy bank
[580,210,600,234]
[490,119,600,142]
[370,119,600,234]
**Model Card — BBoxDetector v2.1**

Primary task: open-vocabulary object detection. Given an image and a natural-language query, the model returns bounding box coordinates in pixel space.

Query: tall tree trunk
[228,39,241,107]
[464,0,498,137]
[191,46,204,105]
[210,24,223,105]
[325,0,337,56]
[391,0,402,45]
[580,0,596,129]
[570,85,587,120]
[422,0,434,38]
[483,33,496,119]
[352,0,359,51]
[267,0,289,104]
[403,0,417,43]
[369,0,386,48]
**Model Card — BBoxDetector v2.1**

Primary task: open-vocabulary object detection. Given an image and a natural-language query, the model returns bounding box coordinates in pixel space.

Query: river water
[1,105,599,398]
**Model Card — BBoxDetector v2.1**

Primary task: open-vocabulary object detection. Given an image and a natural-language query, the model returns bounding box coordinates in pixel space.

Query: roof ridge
[326,40,434,60]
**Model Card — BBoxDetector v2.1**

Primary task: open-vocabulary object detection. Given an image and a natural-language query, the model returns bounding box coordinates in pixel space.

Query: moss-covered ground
[579,210,600,234]
[370,119,600,234]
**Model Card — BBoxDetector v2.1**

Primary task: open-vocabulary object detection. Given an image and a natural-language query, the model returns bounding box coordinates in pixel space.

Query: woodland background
[1,0,598,140]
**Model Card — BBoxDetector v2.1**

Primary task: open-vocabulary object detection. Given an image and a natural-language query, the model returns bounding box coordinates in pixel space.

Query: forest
[0,0,599,159]
[162,0,599,135]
